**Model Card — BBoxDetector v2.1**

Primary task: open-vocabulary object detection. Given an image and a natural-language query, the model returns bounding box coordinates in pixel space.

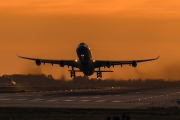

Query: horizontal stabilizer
[94,70,113,72]
[68,70,81,72]
[68,70,113,72]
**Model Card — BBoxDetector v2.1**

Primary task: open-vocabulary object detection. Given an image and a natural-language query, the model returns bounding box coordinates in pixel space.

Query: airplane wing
[17,55,79,68]
[94,56,159,68]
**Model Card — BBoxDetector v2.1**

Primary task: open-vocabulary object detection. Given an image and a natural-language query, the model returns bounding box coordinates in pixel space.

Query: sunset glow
[0,0,180,80]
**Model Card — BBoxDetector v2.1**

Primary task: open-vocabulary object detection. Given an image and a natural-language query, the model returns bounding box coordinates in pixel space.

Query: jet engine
[36,59,41,66]
[106,61,111,68]
[59,60,65,67]
[132,61,137,67]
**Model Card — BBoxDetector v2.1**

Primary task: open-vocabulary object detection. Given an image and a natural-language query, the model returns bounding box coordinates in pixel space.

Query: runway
[0,88,180,109]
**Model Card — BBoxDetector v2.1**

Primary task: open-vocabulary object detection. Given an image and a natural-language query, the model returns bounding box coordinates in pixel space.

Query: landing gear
[96,67,102,78]
[70,66,76,78]
[70,71,76,78]
[97,71,102,78]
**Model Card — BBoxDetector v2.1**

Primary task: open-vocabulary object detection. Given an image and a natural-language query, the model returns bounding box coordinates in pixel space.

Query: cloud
[0,0,180,17]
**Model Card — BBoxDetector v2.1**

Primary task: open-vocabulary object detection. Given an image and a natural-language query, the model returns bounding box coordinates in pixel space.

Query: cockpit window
[78,42,88,48]
[79,43,85,46]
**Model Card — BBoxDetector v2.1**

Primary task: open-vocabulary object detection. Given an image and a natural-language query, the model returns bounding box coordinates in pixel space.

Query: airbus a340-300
[18,42,159,78]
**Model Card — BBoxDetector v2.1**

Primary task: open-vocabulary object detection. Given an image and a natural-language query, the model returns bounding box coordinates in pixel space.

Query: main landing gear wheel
[97,71,102,78]
[70,71,76,78]
[97,67,102,78]
[70,66,76,78]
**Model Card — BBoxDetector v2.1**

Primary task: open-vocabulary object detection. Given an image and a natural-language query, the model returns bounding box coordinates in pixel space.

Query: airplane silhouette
[18,42,159,78]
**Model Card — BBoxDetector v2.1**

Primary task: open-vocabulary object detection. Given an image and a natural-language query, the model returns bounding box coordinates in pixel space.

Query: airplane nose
[77,43,89,49]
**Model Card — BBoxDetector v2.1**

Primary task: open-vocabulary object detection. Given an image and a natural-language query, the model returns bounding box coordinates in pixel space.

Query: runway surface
[0,88,180,109]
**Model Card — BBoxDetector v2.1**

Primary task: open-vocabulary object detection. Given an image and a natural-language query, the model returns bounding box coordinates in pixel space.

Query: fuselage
[76,43,94,76]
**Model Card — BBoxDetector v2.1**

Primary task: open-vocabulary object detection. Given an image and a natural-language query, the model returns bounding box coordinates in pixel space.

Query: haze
[0,0,180,80]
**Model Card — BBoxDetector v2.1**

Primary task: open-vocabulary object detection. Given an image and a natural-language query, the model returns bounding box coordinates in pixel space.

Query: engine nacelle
[132,61,137,67]
[106,61,111,68]
[36,59,41,66]
[59,60,65,67]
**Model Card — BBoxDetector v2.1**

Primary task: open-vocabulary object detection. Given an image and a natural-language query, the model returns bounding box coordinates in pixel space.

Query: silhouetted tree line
[0,74,180,89]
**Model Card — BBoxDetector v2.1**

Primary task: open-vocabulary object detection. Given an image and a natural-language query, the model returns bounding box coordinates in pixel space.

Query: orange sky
[0,0,180,80]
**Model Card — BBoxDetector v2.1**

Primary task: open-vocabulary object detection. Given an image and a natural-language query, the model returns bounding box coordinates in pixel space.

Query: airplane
[18,42,159,78]
[0,76,19,87]
[8,80,19,86]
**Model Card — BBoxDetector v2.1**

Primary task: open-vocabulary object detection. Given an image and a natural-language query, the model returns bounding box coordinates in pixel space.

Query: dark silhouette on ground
[0,74,180,91]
